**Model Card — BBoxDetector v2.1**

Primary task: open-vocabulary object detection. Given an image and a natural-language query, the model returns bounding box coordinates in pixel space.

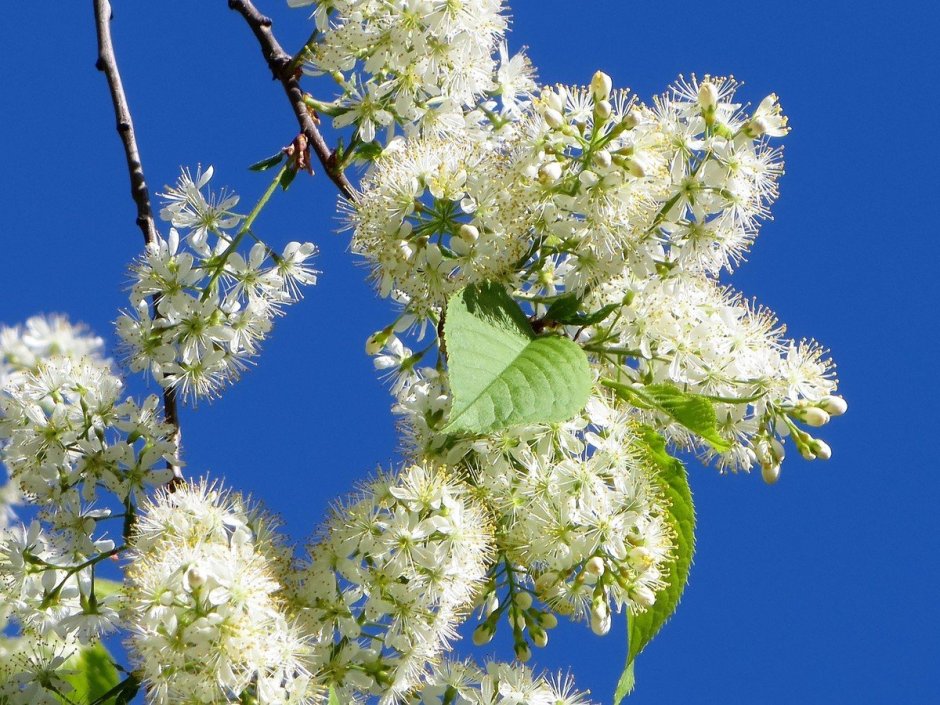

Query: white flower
[293,0,509,138]
[116,166,318,401]
[293,463,494,702]
[125,481,319,705]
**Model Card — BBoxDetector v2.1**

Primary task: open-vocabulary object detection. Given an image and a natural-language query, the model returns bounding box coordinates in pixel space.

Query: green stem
[200,164,287,301]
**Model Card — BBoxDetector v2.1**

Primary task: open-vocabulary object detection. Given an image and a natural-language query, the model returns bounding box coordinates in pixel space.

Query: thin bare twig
[227,0,357,201]
[93,0,182,484]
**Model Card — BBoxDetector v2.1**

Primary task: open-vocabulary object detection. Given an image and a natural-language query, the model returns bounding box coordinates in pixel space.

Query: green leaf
[613,660,635,704]
[443,282,592,434]
[248,151,286,172]
[602,380,732,452]
[62,643,121,705]
[278,166,298,191]
[614,429,696,703]
[544,293,621,326]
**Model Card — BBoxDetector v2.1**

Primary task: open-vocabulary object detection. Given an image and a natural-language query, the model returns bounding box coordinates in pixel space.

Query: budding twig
[227,0,357,201]
[92,0,182,485]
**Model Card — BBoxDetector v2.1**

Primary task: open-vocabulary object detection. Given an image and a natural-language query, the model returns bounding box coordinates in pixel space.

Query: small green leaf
[443,282,592,434]
[614,429,696,703]
[62,643,121,704]
[544,292,583,322]
[613,660,635,704]
[279,167,298,191]
[248,151,286,172]
[544,293,621,327]
[602,380,732,452]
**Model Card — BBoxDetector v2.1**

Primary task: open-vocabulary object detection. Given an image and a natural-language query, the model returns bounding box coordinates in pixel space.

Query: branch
[93,0,182,484]
[227,0,357,201]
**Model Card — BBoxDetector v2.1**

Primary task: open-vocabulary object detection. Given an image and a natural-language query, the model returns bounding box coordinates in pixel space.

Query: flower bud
[821,395,848,416]
[590,603,611,636]
[761,463,781,485]
[584,556,605,577]
[632,584,656,609]
[185,565,206,590]
[812,439,832,460]
[802,407,830,427]
[472,623,494,646]
[530,627,549,648]
[579,169,599,188]
[544,89,565,113]
[620,112,639,130]
[365,329,391,355]
[595,99,612,120]
[514,642,532,663]
[594,149,612,168]
[624,155,647,178]
[591,70,613,101]
[514,591,533,610]
[698,81,718,111]
[538,612,559,629]
[538,162,563,184]
[543,107,565,129]
[459,223,480,242]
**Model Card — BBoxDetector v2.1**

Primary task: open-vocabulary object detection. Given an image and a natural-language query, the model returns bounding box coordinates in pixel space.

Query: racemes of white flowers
[0,315,107,526]
[412,659,593,705]
[350,127,537,326]
[292,463,494,703]
[0,521,121,645]
[117,166,318,401]
[124,481,319,705]
[357,72,844,486]
[287,0,527,141]
[394,375,674,647]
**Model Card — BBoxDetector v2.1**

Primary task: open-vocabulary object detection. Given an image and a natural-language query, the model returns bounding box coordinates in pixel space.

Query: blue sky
[1,0,938,702]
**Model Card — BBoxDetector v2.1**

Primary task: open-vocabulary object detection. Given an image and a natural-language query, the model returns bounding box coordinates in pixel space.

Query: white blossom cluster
[0,316,176,695]
[350,129,536,324]
[117,166,318,401]
[355,73,844,484]
[393,371,674,646]
[124,481,318,705]
[292,463,494,703]
[287,0,527,140]
[0,315,107,527]
[410,660,591,705]
[0,639,84,705]
[0,356,176,509]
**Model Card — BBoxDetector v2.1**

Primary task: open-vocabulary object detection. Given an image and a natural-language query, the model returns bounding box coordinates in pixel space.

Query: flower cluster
[350,129,536,324]
[1,315,106,526]
[394,375,674,646]
[0,355,176,513]
[124,481,318,705]
[356,73,844,483]
[411,660,592,705]
[292,463,494,702]
[0,640,85,705]
[0,521,121,643]
[288,0,521,140]
[117,166,318,401]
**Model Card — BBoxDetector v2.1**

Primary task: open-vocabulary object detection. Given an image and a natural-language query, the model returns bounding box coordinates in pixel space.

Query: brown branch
[93,0,182,484]
[227,0,357,201]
